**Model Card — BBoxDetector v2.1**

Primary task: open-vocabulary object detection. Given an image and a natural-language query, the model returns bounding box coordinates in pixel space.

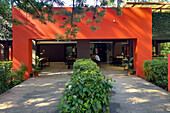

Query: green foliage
[90,26,100,32]
[122,57,133,69]
[32,56,41,74]
[160,42,170,57]
[143,58,168,90]
[0,61,13,67]
[11,62,28,84]
[128,69,135,75]
[0,62,28,94]
[0,61,13,94]
[0,0,12,39]
[1,0,123,40]
[57,59,115,113]
[152,13,170,39]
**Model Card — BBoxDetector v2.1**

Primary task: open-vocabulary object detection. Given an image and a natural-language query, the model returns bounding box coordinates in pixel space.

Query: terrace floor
[0,63,169,113]
[41,62,128,76]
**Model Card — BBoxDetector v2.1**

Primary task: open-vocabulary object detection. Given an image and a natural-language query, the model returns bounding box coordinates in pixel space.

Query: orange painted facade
[13,7,152,79]
[9,47,12,61]
[168,54,170,92]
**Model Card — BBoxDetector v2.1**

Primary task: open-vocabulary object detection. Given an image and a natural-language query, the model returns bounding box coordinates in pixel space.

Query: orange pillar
[28,39,33,76]
[9,47,12,61]
[168,54,170,92]
[136,37,152,77]
[13,37,32,79]
[133,39,137,72]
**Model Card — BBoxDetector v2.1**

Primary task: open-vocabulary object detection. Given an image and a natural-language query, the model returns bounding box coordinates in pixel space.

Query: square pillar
[129,39,133,69]
[9,47,12,61]
[168,54,170,92]
[13,38,32,79]
[133,39,137,71]
[77,40,90,59]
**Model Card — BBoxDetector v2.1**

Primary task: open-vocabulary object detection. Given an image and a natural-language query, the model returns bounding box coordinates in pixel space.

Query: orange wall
[13,7,152,79]
[168,54,170,92]
[9,47,12,61]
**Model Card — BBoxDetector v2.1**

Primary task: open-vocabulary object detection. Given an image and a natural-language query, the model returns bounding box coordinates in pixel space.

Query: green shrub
[57,59,115,113]
[0,62,28,94]
[73,59,100,76]
[143,58,168,90]
[0,61,13,93]
[10,62,28,85]
[0,61,13,69]
[32,56,42,74]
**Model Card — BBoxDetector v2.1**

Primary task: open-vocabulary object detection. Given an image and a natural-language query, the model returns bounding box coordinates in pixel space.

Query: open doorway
[32,39,134,75]
[89,40,133,73]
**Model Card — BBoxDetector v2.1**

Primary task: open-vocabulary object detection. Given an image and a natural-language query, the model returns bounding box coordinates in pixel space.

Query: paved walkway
[0,63,169,113]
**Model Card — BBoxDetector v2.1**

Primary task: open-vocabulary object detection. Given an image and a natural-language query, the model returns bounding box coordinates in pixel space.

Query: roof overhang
[124,2,170,13]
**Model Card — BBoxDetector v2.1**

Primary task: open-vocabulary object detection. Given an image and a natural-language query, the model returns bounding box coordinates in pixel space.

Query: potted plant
[32,56,41,76]
[122,57,135,75]
[128,69,136,75]
[122,57,133,69]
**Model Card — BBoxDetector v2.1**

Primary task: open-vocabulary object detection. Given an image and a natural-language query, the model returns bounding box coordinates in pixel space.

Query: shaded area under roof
[124,2,170,13]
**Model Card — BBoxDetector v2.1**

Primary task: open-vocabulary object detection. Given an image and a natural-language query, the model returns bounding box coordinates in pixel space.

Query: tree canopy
[1,0,169,40]
[152,13,170,40]
[0,0,124,40]
[0,0,12,40]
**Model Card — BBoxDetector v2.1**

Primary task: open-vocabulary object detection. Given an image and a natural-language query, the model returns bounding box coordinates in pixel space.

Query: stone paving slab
[108,74,170,113]
[0,74,69,113]
[0,72,170,113]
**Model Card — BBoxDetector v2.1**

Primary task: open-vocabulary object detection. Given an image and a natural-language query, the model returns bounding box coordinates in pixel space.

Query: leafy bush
[10,62,28,85]
[143,58,168,90]
[160,42,170,57]
[0,62,28,94]
[0,64,12,94]
[57,59,115,113]
[0,61,13,68]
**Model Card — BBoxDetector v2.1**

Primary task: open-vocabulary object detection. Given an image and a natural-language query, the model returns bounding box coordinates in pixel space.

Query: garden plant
[143,58,168,90]
[0,61,28,94]
[32,56,41,76]
[57,59,115,113]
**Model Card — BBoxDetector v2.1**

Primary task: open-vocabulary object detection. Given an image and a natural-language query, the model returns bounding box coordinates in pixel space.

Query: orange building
[12,7,152,79]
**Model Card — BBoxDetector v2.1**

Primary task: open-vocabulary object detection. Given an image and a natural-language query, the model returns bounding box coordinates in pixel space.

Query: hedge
[143,58,168,90]
[0,61,28,94]
[57,59,115,113]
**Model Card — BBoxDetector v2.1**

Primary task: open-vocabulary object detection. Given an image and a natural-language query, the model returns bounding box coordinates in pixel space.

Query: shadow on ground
[0,63,169,113]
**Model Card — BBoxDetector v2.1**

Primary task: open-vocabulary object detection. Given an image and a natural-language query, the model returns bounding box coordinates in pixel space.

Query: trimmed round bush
[57,59,115,113]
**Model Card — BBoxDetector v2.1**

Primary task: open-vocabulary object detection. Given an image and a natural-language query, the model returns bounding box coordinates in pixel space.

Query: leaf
[96,100,102,109]
[61,96,64,104]
[56,104,62,108]
[84,100,90,108]
[73,95,77,99]
[83,88,88,92]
